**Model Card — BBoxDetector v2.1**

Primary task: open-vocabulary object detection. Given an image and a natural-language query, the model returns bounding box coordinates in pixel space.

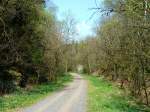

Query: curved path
[23,73,87,112]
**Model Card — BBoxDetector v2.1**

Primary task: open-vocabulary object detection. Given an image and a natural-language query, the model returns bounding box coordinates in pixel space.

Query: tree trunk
[65,61,68,73]
[19,72,28,88]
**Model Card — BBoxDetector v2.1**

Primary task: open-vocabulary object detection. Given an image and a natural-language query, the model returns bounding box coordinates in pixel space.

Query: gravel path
[23,73,87,112]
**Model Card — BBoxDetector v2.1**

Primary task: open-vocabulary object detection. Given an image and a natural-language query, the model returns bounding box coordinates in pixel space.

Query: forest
[0,0,150,111]
[0,0,78,94]
[78,0,150,106]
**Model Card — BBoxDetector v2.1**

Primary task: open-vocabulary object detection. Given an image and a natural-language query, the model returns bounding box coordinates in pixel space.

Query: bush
[0,70,16,95]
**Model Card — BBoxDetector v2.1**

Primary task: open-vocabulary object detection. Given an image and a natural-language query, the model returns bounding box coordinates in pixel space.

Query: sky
[46,0,103,40]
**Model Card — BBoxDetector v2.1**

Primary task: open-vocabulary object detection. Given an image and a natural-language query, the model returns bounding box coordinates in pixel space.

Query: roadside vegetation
[85,75,150,112]
[0,74,73,112]
[77,0,150,107]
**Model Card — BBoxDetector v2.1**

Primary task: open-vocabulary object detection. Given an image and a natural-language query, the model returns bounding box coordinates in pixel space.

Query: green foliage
[0,74,73,112]
[78,0,150,105]
[85,75,150,112]
[0,0,72,94]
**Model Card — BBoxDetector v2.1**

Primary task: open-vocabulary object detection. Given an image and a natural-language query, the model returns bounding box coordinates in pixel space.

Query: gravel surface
[23,73,87,112]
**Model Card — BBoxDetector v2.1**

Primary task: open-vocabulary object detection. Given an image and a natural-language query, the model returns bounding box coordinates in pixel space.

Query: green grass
[85,75,150,112]
[0,74,73,112]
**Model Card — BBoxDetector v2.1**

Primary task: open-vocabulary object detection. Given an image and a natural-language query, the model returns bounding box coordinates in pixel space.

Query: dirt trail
[23,73,87,112]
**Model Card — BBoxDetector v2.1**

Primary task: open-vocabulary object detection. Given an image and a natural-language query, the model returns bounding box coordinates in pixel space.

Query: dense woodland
[0,0,77,95]
[0,0,150,108]
[78,0,150,106]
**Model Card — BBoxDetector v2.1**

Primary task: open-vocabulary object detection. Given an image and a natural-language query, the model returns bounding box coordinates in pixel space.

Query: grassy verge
[85,75,150,112]
[0,74,73,112]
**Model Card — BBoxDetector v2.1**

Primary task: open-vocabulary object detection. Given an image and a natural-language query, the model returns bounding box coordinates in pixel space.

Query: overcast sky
[46,0,103,40]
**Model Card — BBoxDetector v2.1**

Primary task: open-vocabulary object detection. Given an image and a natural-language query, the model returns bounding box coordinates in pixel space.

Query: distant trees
[77,37,100,73]
[59,13,78,72]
